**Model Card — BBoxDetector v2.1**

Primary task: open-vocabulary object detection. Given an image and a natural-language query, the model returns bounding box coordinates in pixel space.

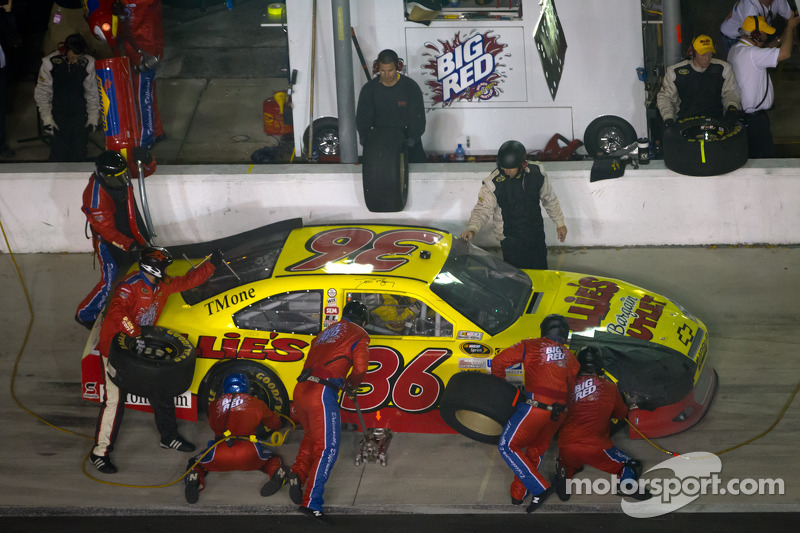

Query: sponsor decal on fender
[196,332,308,362]
[460,342,492,356]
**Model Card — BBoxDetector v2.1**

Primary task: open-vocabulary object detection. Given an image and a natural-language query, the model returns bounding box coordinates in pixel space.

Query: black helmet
[343,300,369,326]
[496,140,527,170]
[576,346,604,375]
[95,150,130,190]
[139,246,173,279]
[540,314,570,343]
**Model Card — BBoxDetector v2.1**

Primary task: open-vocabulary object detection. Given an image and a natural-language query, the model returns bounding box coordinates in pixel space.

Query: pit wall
[1,160,799,254]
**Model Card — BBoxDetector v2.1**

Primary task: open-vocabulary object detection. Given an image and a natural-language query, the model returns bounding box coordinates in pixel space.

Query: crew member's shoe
[160,435,196,452]
[185,471,201,504]
[299,505,333,525]
[555,464,570,501]
[89,452,117,474]
[286,471,303,504]
[261,465,288,497]
[618,482,653,501]
[526,487,554,513]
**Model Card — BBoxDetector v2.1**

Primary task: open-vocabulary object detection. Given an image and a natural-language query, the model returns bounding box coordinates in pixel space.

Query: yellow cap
[692,35,715,55]
[742,16,776,35]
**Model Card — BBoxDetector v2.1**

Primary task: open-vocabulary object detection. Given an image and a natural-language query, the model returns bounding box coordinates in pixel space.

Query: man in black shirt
[356,49,426,162]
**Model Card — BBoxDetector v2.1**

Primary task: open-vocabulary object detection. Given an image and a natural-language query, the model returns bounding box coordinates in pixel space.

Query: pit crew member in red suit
[283,301,370,523]
[87,0,165,147]
[89,246,219,474]
[184,373,286,503]
[491,314,579,513]
[118,0,165,147]
[75,150,151,329]
[554,346,651,501]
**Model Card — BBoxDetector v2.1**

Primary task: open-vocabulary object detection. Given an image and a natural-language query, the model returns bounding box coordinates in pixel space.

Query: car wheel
[362,127,409,212]
[584,115,637,159]
[663,116,748,176]
[439,371,519,444]
[197,360,290,417]
[107,326,196,399]
[303,117,340,160]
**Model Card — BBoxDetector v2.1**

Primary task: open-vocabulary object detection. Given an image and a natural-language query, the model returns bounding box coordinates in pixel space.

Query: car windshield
[178,220,301,306]
[430,239,531,335]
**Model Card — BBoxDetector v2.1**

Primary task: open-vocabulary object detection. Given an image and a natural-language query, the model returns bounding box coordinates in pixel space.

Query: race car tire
[439,371,519,444]
[584,115,637,159]
[303,117,340,160]
[663,116,748,176]
[198,360,290,418]
[107,326,196,399]
[362,127,409,212]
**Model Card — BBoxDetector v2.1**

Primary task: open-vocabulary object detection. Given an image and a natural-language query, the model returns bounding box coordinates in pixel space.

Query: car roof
[273,223,452,284]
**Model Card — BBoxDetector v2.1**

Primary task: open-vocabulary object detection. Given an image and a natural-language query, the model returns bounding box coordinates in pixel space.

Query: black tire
[303,117,340,160]
[197,360,290,418]
[362,127,409,212]
[107,326,196,398]
[663,116,748,176]
[584,115,638,159]
[439,371,519,444]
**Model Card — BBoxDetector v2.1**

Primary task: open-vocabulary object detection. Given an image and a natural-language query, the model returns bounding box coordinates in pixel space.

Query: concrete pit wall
[1,160,799,254]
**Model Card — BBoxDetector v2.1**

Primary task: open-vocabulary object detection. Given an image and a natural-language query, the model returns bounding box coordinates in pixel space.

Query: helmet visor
[98,167,131,190]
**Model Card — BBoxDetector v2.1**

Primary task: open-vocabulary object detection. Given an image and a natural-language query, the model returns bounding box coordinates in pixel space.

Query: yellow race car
[81,219,716,438]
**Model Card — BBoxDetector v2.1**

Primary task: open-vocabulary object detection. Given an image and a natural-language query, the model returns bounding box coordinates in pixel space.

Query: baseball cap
[742,16,776,35]
[692,35,715,55]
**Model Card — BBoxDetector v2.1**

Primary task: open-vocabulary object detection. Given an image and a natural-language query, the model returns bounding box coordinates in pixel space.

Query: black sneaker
[89,452,117,474]
[526,487,554,513]
[555,464,570,501]
[298,505,333,525]
[185,471,200,504]
[261,465,287,497]
[287,472,303,505]
[74,314,95,330]
[160,436,196,452]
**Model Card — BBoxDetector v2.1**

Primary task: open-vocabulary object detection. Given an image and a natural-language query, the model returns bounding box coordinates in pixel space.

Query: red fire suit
[92,262,214,456]
[290,318,370,512]
[557,374,636,481]
[117,0,165,147]
[75,174,149,325]
[492,337,579,501]
[190,393,284,490]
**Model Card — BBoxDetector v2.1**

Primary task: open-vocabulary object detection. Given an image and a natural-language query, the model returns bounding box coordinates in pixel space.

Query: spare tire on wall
[439,371,519,444]
[107,326,196,399]
[583,115,638,159]
[361,127,409,212]
[663,116,748,176]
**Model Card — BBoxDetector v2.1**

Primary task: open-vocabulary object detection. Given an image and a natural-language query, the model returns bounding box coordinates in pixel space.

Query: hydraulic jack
[348,387,393,466]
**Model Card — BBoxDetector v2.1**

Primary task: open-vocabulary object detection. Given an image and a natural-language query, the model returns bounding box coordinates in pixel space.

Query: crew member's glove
[43,120,57,136]
[664,118,676,129]
[134,335,146,356]
[255,424,273,441]
[133,146,154,165]
[404,137,416,149]
[210,249,225,268]
[344,384,358,401]
[723,105,740,126]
